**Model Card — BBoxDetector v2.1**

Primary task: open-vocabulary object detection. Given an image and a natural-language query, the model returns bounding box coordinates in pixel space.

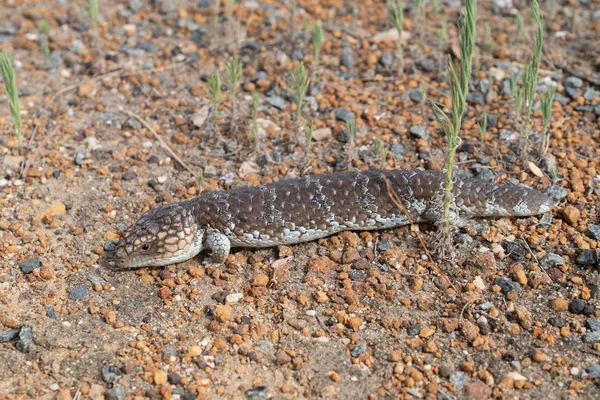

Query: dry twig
[120,109,195,176]
[384,178,457,292]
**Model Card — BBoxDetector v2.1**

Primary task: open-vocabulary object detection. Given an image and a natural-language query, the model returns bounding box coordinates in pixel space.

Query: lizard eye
[141,243,151,252]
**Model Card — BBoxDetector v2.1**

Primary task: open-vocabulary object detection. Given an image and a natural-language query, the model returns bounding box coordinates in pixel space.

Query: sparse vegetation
[431,0,476,256]
[515,13,523,42]
[213,0,220,29]
[387,0,404,73]
[311,22,323,76]
[519,0,543,161]
[346,118,356,148]
[349,3,358,28]
[289,0,297,43]
[40,21,50,58]
[304,124,313,155]
[484,22,493,53]
[206,71,222,118]
[437,18,447,51]
[510,72,523,118]
[540,85,556,155]
[89,0,99,37]
[414,0,426,42]
[291,61,310,123]
[478,112,487,148]
[197,168,204,189]
[374,138,387,165]
[418,82,428,106]
[251,93,259,146]
[0,51,23,152]
[224,56,243,130]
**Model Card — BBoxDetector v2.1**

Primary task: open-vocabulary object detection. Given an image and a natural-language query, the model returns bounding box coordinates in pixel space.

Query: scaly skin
[113,169,558,269]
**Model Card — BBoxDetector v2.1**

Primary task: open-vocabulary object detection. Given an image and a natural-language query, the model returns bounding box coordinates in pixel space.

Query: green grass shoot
[291,61,310,123]
[89,0,99,37]
[484,22,493,53]
[224,56,243,129]
[206,71,222,116]
[251,92,259,146]
[349,3,358,27]
[346,118,356,148]
[520,0,543,161]
[540,85,556,155]
[197,168,204,189]
[305,123,313,155]
[437,18,447,51]
[478,112,487,147]
[387,0,404,73]
[515,13,523,42]
[418,82,428,106]
[213,0,220,28]
[40,21,50,58]
[0,51,23,152]
[311,22,323,76]
[431,0,476,255]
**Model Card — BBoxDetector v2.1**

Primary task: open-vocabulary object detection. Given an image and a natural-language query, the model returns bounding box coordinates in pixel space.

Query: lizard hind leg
[204,231,231,264]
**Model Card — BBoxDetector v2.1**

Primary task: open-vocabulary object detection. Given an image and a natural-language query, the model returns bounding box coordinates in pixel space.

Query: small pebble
[102,365,121,383]
[540,253,565,269]
[104,387,126,400]
[122,117,142,130]
[351,343,367,357]
[104,241,117,252]
[449,372,467,390]
[379,53,394,68]
[20,257,41,274]
[168,372,182,385]
[588,225,600,241]
[576,249,597,267]
[409,125,429,139]
[15,326,33,353]
[584,331,600,343]
[73,150,86,166]
[245,386,269,399]
[407,324,423,337]
[45,307,59,319]
[0,328,20,342]
[69,286,89,301]
[564,76,583,88]
[589,364,600,379]
[587,319,600,332]
[122,170,137,181]
[409,89,422,103]
[333,108,356,122]
[569,298,585,314]
[267,96,285,110]
[495,276,522,294]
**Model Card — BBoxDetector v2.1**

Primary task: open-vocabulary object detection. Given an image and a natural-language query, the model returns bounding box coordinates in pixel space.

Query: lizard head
[113,203,204,269]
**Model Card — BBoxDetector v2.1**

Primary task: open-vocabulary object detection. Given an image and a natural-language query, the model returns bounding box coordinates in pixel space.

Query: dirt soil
[1,0,600,399]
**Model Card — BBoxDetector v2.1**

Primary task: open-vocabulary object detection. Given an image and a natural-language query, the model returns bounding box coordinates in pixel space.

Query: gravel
[540,253,565,269]
[409,125,429,139]
[495,277,522,294]
[588,225,600,241]
[576,249,597,267]
[564,76,583,88]
[333,108,356,122]
[69,286,89,300]
[20,257,41,274]
[267,96,285,110]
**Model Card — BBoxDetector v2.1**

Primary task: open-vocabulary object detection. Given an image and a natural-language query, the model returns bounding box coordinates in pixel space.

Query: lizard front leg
[203,231,231,264]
